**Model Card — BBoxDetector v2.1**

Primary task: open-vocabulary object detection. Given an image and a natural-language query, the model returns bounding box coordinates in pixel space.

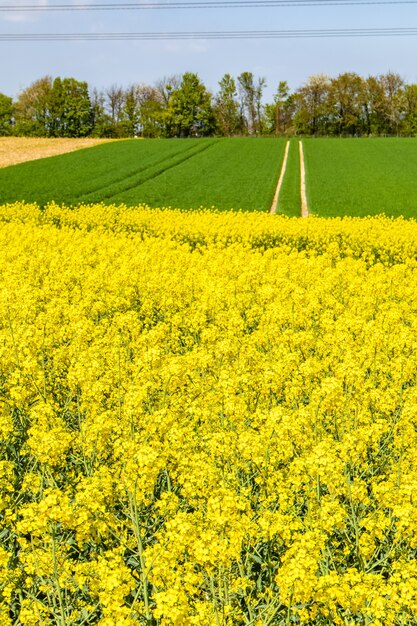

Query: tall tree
[237,72,266,135]
[123,85,140,137]
[90,87,112,137]
[48,77,65,136]
[106,84,125,136]
[137,84,165,138]
[380,71,404,135]
[14,76,53,136]
[293,74,331,135]
[255,77,267,134]
[402,84,417,135]
[265,81,293,135]
[166,72,215,137]
[364,73,404,135]
[0,93,14,136]
[155,75,181,107]
[362,76,385,135]
[214,74,241,136]
[48,77,92,137]
[328,73,364,136]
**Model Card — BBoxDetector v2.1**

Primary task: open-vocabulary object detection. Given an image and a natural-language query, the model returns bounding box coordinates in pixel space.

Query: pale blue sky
[1,1,417,100]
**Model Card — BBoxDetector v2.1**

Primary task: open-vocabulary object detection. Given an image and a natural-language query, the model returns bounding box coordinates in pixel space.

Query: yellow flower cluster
[2,202,417,624]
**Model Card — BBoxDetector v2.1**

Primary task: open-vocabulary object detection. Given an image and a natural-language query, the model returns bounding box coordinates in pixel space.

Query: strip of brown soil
[0,137,115,168]
[299,141,309,218]
[270,140,290,214]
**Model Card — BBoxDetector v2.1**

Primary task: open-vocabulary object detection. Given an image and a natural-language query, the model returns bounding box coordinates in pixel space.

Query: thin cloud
[163,41,209,52]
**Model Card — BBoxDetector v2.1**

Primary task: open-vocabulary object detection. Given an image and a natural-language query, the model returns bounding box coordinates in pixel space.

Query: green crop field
[108,138,286,211]
[5,136,417,218]
[303,138,417,218]
[0,137,286,212]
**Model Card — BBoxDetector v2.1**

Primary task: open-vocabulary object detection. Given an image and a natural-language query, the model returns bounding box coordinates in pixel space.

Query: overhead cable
[1,0,417,9]
[3,27,417,39]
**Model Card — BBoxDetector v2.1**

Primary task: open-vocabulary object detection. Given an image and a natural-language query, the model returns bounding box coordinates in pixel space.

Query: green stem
[129,488,151,622]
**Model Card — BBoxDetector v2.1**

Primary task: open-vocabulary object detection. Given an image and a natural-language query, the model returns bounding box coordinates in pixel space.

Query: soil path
[299,141,309,218]
[269,140,290,214]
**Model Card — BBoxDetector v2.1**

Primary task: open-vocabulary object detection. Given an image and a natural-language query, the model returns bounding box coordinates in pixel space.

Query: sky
[1,0,417,101]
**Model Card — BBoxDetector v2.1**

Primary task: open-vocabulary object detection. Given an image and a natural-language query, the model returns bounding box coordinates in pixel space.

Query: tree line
[1,70,417,138]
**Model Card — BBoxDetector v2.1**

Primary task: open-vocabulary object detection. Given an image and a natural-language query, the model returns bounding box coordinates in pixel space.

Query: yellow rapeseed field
[2,202,417,625]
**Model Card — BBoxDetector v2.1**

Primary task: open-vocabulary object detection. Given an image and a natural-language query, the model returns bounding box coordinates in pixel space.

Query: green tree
[14,76,92,137]
[402,84,417,135]
[136,85,165,138]
[90,88,113,137]
[14,76,53,136]
[362,76,384,135]
[140,99,165,137]
[265,81,294,135]
[154,75,181,137]
[364,73,405,135]
[166,72,215,137]
[328,73,364,136]
[155,75,181,107]
[48,77,92,137]
[0,93,14,136]
[105,84,125,137]
[123,85,141,137]
[214,74,241,136]
[293,74,331,135]
[380,71,404,135]
[237,72,266,135]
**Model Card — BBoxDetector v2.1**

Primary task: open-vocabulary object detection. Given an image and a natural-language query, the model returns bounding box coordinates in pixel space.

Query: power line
[3,28,417,39]
[1,0,417,9]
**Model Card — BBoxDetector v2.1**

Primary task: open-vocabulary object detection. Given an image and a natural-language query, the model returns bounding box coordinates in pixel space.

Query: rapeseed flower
[1,202,417,623]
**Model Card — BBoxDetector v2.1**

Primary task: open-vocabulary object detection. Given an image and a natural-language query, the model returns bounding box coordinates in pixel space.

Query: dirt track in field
[270,140,290,215]
[0,137,115,168]
[299,141,309,218]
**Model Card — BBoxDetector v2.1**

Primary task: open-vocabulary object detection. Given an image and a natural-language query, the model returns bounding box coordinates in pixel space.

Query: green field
[4,136,417,217]
[0,137,286,212]
[303,137,417,218]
